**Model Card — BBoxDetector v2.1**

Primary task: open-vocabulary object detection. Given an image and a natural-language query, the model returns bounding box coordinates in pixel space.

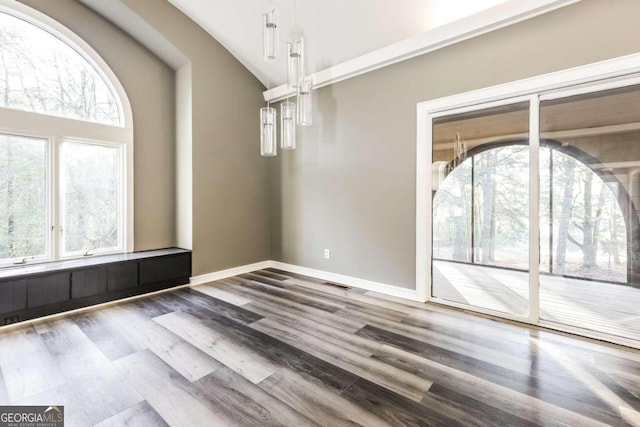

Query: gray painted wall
[119,0,271,276]
[19,0,176,252]
[270,0,640,289]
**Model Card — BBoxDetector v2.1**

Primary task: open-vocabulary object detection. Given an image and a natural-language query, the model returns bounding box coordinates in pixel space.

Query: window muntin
[0,133,48,265]
[60,141,122,256]
[0,12,120,126]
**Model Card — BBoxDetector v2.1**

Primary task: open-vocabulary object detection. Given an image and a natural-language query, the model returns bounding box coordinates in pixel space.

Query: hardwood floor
[1,269,640,426]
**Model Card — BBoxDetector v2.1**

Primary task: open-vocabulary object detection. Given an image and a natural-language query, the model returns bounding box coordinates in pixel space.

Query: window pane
[0,12,120,125]
[62,141,121,254]
[432,102,530,316]
[539,84,640,341]
[0,134,47,262]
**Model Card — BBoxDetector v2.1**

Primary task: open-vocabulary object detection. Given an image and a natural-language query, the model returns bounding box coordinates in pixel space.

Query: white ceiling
[167,0,508,88]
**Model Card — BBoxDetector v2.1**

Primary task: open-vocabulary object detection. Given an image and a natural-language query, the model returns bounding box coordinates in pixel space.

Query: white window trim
[416,52,640,349]
[0,1,134,265]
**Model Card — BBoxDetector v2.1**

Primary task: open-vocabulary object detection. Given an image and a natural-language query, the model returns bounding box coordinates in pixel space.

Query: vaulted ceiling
[166,0,508,87]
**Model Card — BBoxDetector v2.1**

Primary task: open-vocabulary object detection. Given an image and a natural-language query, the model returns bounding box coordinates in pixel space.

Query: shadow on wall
[317,82,337,147]
[285,81,338,174]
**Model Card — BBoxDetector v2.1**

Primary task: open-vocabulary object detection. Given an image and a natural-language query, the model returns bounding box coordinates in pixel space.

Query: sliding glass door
[431,102,531,317]
[426,79,640,346]
[538,85,640,342]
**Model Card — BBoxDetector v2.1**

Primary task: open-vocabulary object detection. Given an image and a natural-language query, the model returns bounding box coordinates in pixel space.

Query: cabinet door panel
[72,268,108,299]
[27,273,70,308]
[107,262,138,292]
[0,279,27,314]
[139,254,190,286]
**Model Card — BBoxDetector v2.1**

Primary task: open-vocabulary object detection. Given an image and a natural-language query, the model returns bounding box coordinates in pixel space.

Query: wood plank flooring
[0,269,639,426]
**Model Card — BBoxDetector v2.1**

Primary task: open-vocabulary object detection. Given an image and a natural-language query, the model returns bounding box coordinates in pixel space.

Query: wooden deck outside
[433,260,640,342]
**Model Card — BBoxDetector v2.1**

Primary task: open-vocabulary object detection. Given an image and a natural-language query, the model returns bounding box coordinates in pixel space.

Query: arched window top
[0,11,122,126]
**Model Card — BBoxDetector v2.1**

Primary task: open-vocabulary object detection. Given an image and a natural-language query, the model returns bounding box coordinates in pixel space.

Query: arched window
[0,12,121,125]
[433,141,630,284]
[0,4,132,267]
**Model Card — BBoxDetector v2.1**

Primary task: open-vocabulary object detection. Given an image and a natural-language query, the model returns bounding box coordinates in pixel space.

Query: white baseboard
[189,260,272,286]
[270,261,423,302]
[191,260,422,302]
[2,261,418,333]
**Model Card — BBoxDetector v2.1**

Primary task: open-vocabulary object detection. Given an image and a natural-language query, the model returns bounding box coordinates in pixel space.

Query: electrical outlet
[324,249,330,259]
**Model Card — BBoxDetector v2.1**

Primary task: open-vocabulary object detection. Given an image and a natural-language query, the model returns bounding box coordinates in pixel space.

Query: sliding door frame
[424,95,535,324]
[416,52,640,348]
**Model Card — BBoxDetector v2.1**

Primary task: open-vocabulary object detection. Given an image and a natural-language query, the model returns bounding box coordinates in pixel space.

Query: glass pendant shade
[280,102,296,150]
[260,107,277,156]
[287,37,304,88]
[263,10,278,61]
[297,78,312,126]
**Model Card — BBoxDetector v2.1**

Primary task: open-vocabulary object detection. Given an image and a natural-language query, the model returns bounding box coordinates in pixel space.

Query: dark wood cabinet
[27,273,71,308]
[139,253,190,286]
[107,262,138,292]
[0,279,27,314]
[0,248,190,325]
[72,267,108,299]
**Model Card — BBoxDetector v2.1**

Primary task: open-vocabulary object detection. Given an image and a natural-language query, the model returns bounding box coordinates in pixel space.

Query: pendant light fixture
[260,6,278,157]
[287,37,304,89]
[260,0,316,156]
[297,77,312,126]
[282,3,302,149]
[263,9,278,61]
[452,132,467,167]
[280,102,296,149]
[260,106,277,156]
